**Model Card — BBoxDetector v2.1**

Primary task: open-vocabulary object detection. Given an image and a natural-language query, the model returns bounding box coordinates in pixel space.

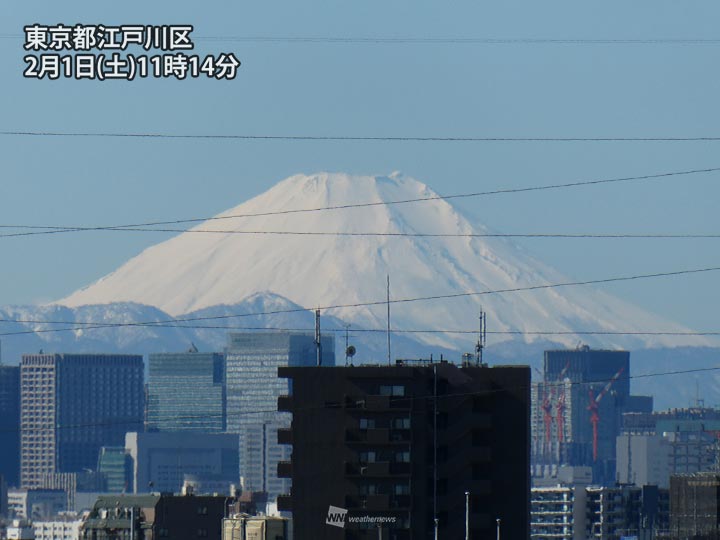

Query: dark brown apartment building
[277,360,530,539]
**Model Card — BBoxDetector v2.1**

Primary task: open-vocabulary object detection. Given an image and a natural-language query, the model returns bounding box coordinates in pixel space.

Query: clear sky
[0,1,719,332]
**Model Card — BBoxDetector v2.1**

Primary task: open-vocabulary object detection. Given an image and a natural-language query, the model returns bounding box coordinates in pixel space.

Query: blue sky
[0,1,719,331]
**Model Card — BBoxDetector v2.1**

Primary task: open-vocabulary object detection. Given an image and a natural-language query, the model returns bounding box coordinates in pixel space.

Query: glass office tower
[147,351,225,432]
[225,332,334,500]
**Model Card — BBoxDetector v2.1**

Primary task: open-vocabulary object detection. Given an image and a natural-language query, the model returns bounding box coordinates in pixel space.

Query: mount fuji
[0,171,715,408]
[57,171,709,353]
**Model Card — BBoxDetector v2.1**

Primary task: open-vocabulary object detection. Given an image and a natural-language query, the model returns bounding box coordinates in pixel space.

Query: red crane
[556,392,566,444]
[587,366,625,462]
[555,361,571,445]
[541,391,553,455]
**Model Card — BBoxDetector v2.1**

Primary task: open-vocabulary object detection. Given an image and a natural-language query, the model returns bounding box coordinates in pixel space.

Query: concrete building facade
[20,353,144,489]
[616,433,672,488]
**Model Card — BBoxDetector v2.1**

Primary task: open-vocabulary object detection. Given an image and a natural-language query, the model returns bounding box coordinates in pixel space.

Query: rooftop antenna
[344,324,357,366]
[475,309,487,366]
[386,274,392,367]
[315,308,322,367]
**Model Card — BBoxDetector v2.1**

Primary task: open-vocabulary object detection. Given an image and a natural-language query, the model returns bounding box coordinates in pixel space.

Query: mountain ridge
[57,172,711,351]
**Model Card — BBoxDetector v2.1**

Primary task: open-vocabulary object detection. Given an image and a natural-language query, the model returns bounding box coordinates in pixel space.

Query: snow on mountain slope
[58,172,711,350]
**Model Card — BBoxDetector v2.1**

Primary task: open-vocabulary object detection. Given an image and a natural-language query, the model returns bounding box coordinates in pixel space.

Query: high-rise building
[532,346,651,484]
[0,365,20,487]
[147,350,225,432]
[225,332,334,500]
[276,360,530,540]
[20,353,144,489]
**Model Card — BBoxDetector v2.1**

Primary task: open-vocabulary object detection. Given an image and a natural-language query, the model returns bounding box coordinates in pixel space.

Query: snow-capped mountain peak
[57,172,710,350]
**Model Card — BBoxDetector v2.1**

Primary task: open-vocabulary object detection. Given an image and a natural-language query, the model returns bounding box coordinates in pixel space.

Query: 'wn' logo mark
[326,505,348,528]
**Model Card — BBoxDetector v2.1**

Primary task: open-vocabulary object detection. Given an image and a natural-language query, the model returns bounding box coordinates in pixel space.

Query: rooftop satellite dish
[346,345,356,358]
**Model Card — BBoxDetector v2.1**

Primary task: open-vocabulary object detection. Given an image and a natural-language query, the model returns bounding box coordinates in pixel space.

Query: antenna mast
[315,308,322,367]
[476,310,487,366]
[386,274,391,367]
[344,324,350,367]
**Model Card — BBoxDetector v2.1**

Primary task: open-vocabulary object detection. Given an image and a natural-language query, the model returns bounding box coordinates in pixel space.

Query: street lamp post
[465,491,470,540]
[496,518,501,540]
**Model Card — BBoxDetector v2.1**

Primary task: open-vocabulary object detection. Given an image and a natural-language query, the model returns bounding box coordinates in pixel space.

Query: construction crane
[554,361,571,445]
[541,391,553,457]
[587,366,625,462]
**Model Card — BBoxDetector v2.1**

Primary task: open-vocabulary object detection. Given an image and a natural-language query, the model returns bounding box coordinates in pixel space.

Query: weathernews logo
[326,505,398,529]
[326,505,348,528]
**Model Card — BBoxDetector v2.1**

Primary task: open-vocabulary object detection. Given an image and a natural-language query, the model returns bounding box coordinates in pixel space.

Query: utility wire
[1,227,719,240]
[6,365,720,435]
[0,166,717,235]
[1,322,718,338]
[5,130,720,142]
[1,265,718,337]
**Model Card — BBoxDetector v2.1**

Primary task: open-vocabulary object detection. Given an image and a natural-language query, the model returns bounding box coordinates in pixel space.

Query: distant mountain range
[1,172,717,409]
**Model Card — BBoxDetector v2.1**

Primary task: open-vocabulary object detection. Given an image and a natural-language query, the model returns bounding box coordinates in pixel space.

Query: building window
[379,385,405,397]
[392,417,411,429]
[359,418,376,430]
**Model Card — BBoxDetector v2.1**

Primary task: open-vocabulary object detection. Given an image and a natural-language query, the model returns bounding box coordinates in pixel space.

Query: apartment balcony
[345,461,390,477]
[345,494,390,511]
[277,427,292,444]
[277,395,292,412]
[346,428,412,445]
[276,494,292,511]
[277,460,292,478]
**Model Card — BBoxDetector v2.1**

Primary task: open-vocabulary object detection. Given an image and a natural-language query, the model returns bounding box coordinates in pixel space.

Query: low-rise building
[6,519,34,540]
[531,484,669,540]
[670,472,720,539]
[8,489,66,520]
[222,514,289,540]
[33,513,84,540]
[80,493,227,540]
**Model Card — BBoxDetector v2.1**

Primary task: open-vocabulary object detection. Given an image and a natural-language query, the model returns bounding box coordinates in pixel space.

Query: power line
[1,321,717,338]
[0,166,717,236]
[1,226,719,240]
[5,364,719,434]
[1,265,718,337]
[5,130,720,142]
